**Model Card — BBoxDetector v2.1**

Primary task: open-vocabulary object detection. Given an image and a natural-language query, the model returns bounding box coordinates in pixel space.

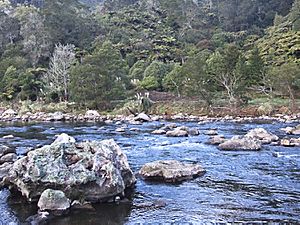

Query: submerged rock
[245,128,278,144]
[219,136,262,151]
[6,138,136,203]
[38,189,70,214]
[188,128,200,136]
[139,160,205,183]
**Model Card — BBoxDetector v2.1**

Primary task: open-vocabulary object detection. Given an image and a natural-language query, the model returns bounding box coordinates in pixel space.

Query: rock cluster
[218,128,278,151]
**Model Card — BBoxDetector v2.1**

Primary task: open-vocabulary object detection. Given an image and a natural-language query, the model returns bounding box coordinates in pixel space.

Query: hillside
[0,0,299,112]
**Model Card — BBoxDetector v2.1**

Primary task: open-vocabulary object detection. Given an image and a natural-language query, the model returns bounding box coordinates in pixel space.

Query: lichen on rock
[6,137,136,203]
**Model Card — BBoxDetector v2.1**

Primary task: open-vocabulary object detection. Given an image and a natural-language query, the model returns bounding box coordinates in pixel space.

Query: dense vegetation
[0,0,299,111]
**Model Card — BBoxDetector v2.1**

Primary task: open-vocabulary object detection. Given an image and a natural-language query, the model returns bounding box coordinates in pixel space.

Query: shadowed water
[0,120,299,224]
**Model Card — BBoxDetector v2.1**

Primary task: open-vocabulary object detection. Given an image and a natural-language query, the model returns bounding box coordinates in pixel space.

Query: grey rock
[208,135,226,145]
[205,129,218,136]
[139,160,205,183]
[151,129,166,135]
[7,139,136,203]
[188,128,200,136]
[53,133,76,144]
[85,110,100,119]
[38,189,70,212]
[0,145,15,158]
[166,129,188,137]
[134,113,151,122]
[0,162,12,182]
[219,137,262,151]
[245,128,278,144]
[0,153,17,164]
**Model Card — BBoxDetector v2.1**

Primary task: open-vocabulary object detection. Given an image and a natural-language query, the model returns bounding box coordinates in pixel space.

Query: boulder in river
[205,129,218,136]
[0,145,14,158]
[166,128,188,137]
[139,160,205,183]
[208,135,226,145]
[6,138,136,203]
[188,128,200,136]
[245,128,278,144]
[151,129,167,135]
[218,136,262,151]
[280,138,300,147]
[38,189,70,214]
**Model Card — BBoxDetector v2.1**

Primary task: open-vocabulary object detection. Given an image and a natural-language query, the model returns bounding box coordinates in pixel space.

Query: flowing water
[0,120,300,224]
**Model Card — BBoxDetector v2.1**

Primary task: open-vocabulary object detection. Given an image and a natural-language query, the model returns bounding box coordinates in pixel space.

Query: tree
[289,0,300,31]
[181,50,214,106]
[70,41,129,109]
[43,43,75,101]
[13,5,51,67]
[141,60,173,91]
[163,64,183,97]
[268,62,300,111]
[207,44,247,104]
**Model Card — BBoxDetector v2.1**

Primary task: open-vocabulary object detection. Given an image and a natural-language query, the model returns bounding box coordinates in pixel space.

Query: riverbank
[0,98,299,124]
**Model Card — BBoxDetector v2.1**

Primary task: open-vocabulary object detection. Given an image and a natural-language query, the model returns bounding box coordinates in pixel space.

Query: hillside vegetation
[0,0,299,112]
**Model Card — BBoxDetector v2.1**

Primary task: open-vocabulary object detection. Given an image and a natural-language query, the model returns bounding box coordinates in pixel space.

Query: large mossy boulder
[6,138,136,203]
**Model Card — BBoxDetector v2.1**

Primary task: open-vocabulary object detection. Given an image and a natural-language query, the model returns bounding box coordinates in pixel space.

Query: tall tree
[70,41,129,108]
[43,43,75,101]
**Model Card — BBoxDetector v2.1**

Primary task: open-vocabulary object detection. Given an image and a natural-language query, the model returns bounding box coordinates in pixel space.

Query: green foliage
[142,60,173,90]
[138,76,159,91]
[0,0,298,110]
[70,41,129,109]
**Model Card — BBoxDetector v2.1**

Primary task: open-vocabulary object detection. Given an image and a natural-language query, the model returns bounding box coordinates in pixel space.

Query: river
[0,120,300,224]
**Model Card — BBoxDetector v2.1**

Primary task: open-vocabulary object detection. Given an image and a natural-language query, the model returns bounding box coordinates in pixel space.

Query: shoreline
[0,110,299,124]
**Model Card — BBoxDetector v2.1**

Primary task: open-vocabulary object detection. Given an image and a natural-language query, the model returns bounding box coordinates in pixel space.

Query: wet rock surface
[6,138,136,203]
[139,160,205,183]
[38,189,71,213]
[245,128,279,144]
[219,136,262,151]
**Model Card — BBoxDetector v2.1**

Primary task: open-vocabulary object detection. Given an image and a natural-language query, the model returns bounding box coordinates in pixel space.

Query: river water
[0,120,300,224]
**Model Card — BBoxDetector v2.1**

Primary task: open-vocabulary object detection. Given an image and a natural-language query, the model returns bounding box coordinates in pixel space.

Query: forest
[0,0,299,112]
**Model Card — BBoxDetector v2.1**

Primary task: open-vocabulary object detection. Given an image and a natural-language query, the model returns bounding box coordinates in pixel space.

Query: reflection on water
[0,120,299,224]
